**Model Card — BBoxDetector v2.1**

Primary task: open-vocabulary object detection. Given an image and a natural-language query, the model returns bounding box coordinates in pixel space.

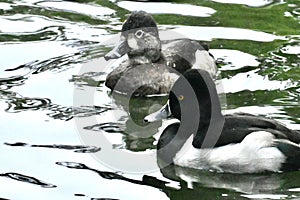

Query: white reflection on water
[37,1,115,19]
[289,188,300,192]
[210,0,278,7]
[0,14,60,33]
[0,42,76,69]
[160,25,284,42]
[5,0,117,22]
[210,49,260,70]
[225,106,284,115]
[116,1,216,17]
[0,14,109,41]
[14,67,79,106]
[241,194,288,199]
[281,45,300,54]
[221,69,295,93]
[0,2,12,10]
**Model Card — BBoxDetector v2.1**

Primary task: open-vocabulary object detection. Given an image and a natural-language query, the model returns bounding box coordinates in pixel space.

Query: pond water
[0,0,300,199]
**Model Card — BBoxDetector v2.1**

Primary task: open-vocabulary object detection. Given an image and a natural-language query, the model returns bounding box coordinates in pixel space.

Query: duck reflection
[159,164,300,199]
[161,164,281,193]
[57,161,300,199]
[108,92,167,151]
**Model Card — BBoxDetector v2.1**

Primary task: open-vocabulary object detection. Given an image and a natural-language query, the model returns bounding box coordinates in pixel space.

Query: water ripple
[0,14,111,42]
[0,172,56,188]
[0,75,28,90]
[70,72,106,88]
[84,122,125,133]
[56,162,169,188]
[6,96,50,112]
[31,54,81,74]
[1,47,104,91]
[260,37,300,83]
[0,26,63,42]
[4,142,101,153]
[47,105,110,121]
[1,90,110,120]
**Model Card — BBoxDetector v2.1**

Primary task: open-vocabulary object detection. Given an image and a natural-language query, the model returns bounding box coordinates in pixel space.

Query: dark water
[0,0,299,199]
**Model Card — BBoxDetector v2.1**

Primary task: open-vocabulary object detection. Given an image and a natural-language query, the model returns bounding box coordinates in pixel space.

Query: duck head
[105,11,161,64]
[144,69,225,164]
[144,69,223,123]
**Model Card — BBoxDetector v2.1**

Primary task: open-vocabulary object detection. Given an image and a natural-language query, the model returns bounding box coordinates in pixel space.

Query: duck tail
[276,139,300,172]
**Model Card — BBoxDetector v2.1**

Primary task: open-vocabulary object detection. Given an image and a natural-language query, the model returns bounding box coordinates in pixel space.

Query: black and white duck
[144,69,300,173]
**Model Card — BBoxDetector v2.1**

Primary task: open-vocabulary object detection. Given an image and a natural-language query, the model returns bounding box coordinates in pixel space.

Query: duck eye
[135,30,145,38]
[178,95,184,101]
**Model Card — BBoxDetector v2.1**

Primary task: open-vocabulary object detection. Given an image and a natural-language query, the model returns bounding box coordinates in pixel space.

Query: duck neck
[129,50,162,65]
[179,70,225,149]
[192,79,225,149]
[157,122,193,166]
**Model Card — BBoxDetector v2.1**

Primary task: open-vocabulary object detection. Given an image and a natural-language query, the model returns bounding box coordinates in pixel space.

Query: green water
[0,0,299,199]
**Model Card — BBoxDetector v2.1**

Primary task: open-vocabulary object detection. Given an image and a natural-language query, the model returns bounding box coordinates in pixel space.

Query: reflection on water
[1,172,56,188]
[221,69,295,93]
[160,165,300,198]
[115,1,216,17]
[4,142,101,153]
[0,88,110,120]
[209,0,281,7]
[161,25,284,42]
[37,1,115,19]
[55,161,300,199]
[0,0,300,199]
[211,49,260,70]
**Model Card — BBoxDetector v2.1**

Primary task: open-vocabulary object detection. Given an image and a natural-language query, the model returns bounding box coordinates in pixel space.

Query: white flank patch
[174,131,286,173]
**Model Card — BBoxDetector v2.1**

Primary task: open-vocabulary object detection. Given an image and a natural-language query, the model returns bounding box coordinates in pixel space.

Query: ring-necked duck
[104,11,217,96]
[144,69,300,173]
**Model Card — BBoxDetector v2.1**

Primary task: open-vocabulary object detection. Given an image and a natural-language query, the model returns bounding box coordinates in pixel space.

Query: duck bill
[104,40,131,61]
[144,101,171,122]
